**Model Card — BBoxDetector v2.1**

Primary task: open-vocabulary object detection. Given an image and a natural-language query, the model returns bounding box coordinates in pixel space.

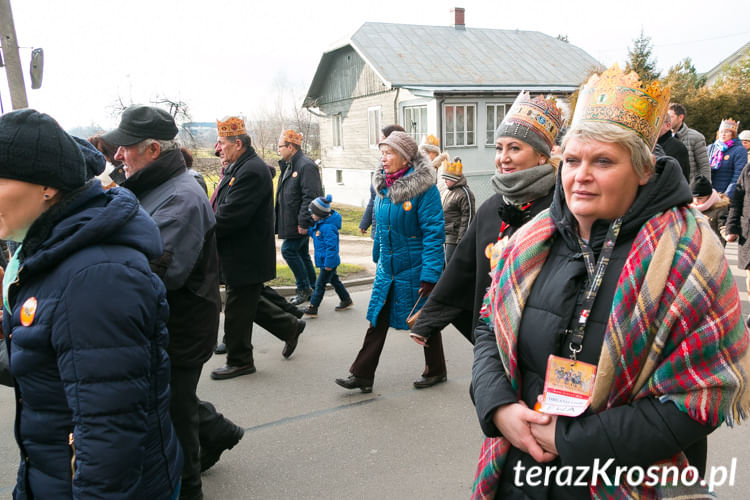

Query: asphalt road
[0,245,747,498]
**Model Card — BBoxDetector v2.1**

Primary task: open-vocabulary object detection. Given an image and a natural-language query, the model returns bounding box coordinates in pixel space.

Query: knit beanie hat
[494,92,563,157]
[0,109,87,191]
[690,175,712,197]
[310,194,333,218]
[379,131,418,162]
[73,136,106,178]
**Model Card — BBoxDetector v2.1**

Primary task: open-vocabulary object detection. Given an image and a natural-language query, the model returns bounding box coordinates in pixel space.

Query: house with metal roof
[303,9,599,206]
[704,41,750,88]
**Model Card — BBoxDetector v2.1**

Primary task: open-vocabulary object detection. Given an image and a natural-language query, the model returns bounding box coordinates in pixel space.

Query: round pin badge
[292,171,298,178]
[485,242,494,259]
[316,231,321,237]
[20,297,37,327]
[403,201,412,211]
[724,155,730,161]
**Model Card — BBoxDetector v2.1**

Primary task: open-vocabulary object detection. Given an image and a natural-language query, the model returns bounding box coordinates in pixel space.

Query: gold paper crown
[216,116,246,137]
[445,159,463,176]
[500,92,564,152]
[720,118,739,133]
[424,134,439,147]
[280,129,303,146]
[572,63,670,150]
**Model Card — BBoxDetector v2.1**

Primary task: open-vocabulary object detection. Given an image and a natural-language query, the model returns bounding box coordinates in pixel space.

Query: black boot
[335,374,373,393]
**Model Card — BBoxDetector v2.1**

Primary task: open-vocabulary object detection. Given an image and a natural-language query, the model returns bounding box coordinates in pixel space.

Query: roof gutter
[393,87,400,126]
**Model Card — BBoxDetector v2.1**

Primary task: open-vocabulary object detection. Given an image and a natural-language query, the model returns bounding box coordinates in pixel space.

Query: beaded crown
[571,63,670,150]
[280,129,303,146]
[216,116,246,137]
[501,92,563,152]
[720,118,739,133]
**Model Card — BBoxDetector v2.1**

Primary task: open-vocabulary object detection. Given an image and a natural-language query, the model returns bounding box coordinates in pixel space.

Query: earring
[43,194,50,200]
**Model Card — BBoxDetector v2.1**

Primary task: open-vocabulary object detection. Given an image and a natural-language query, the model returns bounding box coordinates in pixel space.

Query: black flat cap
[102,105,178,146]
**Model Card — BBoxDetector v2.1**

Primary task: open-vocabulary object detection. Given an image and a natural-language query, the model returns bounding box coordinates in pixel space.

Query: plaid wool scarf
[472,206,750,500]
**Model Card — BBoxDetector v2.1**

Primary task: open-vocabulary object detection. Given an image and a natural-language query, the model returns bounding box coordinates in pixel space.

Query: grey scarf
[491,163,556,204]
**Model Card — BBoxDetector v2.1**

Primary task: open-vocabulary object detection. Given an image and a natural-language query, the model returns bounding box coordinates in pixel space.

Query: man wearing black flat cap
[104,105,243,500]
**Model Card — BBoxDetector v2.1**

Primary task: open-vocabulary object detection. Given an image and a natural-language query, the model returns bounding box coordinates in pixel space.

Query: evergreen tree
[625,29,660,82]
[663,58,705,103]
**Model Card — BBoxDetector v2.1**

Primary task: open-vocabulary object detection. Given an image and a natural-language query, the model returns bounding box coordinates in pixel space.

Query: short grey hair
[561,121,654,178]
[136,138,179,154]
[224,134,252,149]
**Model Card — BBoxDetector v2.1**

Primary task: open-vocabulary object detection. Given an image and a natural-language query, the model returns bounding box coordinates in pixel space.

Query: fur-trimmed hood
[373,152,436,205]
[431,151,450,170]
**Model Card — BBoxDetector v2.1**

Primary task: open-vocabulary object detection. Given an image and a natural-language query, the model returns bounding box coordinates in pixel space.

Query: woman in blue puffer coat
[0,109,182,499]
[335,131,445,393]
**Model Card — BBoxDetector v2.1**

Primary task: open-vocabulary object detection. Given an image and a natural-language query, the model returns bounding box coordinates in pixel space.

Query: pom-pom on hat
[690,175,713,198]
[0,109,87,191]
[280,129,303,146]
[420,134,440,155]
[379,131,419,162]
[216,116,246,137]
[309,194,333,218]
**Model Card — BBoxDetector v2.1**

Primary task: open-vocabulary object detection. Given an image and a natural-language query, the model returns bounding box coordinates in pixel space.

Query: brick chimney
[451,7,465,29]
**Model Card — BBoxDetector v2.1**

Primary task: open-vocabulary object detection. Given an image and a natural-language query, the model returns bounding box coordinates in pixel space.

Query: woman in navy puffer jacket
[0,109,182,499]
[335,131,445,393]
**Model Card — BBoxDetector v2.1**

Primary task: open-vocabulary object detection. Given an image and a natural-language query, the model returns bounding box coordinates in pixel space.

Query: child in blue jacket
[303,194,353,317]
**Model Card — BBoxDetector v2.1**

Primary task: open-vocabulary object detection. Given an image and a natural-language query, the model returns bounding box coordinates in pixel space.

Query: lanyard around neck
[567,217,623,360]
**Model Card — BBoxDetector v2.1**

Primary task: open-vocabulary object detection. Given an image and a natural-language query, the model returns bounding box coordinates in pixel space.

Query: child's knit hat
[310,194,333,217]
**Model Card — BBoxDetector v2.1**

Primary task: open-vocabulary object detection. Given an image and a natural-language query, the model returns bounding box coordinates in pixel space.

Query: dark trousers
[262,285,303,317]
[198,400,241,449]
[350,291,446,380]
[281,236,317,291]
[445,243,457,264]
[224,283,262,366]
[254,295,298,341]
[310,267,350,307]
[170,365,203,500]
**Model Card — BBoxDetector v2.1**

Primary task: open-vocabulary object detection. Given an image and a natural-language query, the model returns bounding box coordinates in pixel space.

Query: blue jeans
[310,267,350,307]
[281,236,317,291]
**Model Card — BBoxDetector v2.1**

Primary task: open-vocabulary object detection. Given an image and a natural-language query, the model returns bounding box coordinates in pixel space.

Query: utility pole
[0,0,28,110]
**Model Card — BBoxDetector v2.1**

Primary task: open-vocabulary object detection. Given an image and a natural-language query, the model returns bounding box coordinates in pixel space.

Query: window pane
[446,131,455,147]
[446,106,455,134]
[467,106,475,145]
[420,108,427,134]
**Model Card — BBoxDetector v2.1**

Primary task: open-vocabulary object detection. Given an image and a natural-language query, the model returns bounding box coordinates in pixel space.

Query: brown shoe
[210,364,256,380]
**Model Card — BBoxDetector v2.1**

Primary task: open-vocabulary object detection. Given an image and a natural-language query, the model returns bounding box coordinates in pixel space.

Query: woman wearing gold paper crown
[419,133,450,195]
[471,64,750,499]
[707,118,747,198]
[410,92,560,356]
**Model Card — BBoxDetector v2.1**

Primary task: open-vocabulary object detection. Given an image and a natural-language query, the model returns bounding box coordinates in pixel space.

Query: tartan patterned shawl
[472,206,750,500]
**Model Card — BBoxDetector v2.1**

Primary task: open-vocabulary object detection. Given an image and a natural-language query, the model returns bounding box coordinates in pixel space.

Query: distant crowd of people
[1,62,749,500]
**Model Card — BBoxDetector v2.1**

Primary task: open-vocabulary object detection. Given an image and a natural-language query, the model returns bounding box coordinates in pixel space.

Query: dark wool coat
[410,190,554,343]
[121,149,221,367]
[472,158,714,499]
[367,154,445,329]
[310,210,342,269]
[275,149,323,238]
[657,130,690,181]
[442,175,476,245]
[725,162,750,269]
[4,183,182,499]
[214,146,276,287]
[709,140,748,198]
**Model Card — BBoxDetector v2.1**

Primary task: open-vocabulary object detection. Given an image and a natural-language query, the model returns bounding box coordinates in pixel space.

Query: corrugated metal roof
[305,22,600,106]
[351,22,599,87]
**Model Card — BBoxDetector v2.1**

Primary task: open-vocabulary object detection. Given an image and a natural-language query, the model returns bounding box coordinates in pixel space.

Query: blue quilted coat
[311,210,342,269]
[3,182,182,499]
[367,154,445,329]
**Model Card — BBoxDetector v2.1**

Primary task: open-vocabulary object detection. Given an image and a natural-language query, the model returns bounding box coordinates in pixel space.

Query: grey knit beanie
[0,109,87,191]
[494,120,550,157]
[379,131,418,162]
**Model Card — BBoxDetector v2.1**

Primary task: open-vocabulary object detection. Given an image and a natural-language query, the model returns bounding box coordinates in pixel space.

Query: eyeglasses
[277,144,287,149]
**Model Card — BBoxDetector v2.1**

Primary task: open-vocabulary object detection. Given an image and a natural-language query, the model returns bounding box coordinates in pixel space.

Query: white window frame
[443,103,476,148]
[486,103,507,145]
[403,105,428,144]
[332,113,343,149]
[335,169,343,184]
[367,106,382,148]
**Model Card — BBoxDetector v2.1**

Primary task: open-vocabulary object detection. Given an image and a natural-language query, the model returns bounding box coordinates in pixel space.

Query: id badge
[538,355,597,417]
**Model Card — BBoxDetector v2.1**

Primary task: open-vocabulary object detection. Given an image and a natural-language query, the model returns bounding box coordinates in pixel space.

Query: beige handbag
[406,291,425,329]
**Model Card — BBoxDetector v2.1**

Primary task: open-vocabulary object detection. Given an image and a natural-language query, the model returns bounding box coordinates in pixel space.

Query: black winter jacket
[214,146,276,286]
[121,149,221,367]
[471,158,714,499]
[411,191,554,343]
[275,149,322,238]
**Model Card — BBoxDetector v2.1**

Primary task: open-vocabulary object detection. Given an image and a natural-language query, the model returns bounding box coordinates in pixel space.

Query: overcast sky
[3,0,749,130]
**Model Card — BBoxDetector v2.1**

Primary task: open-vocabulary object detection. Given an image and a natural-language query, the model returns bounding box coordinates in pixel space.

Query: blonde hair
[561,121,654,179]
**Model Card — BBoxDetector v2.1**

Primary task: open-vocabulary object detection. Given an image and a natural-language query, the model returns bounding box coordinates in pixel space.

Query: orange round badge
[403,201,412,211]
[292,171,298,178]
[485,242,494,259]
[316,231,321,237]
[20,297,37,327]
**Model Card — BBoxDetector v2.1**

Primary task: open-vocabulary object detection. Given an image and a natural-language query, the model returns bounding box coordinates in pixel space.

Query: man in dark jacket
[105,105,243,499]
[212,117,304,379]
[276,129,323,305]
[656,111,690,182]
